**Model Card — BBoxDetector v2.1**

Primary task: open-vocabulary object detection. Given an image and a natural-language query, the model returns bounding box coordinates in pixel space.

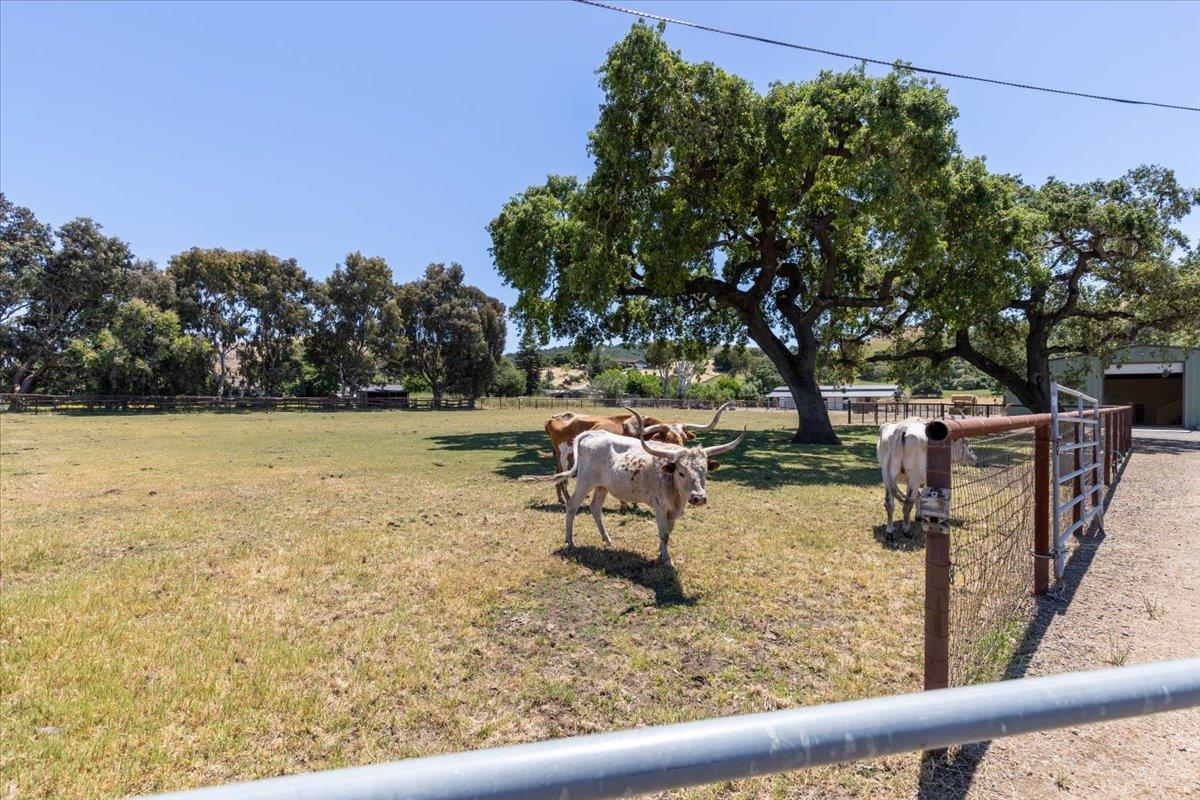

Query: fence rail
[478,395,783,411]
[0,394,475,413]
[921,401,1134,691]
[2,392,1008,419]
[137,657,1200,800]
[845,399,1006,425]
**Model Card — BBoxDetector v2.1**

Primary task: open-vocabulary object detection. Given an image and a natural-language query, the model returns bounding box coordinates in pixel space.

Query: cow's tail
[519,463,576,483]
[883,429,906,501]
[534,450,556,459]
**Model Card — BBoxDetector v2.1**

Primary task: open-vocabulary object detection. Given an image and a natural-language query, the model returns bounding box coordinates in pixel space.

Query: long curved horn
[640,423,671,435]
[682,401,732,433]
[623,406,679,459]
[702,427,747,457]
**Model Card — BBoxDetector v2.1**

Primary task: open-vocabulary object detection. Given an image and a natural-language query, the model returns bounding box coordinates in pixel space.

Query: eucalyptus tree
[168,248,253,396]
[490,24,1009,444]
[239,252,315,396]
[392,263,506,404]
[3,208,138,393]
[307,252,397,394]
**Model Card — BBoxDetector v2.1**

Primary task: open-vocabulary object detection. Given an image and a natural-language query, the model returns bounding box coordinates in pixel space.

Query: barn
[767,383,900,411]
[1050,346,1200,429]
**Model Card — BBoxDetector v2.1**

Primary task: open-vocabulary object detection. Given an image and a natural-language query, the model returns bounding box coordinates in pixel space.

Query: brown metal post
[923,438,952,692]
[1034,424,1051,595]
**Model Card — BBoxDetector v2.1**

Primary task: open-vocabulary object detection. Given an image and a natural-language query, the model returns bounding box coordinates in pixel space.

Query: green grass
[1,409,926,798]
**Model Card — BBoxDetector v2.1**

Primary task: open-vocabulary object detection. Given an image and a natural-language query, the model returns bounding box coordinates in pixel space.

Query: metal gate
[1049,381,1105,581]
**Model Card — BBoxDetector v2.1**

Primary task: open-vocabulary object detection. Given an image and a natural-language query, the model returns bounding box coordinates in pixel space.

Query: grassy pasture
[1,409,928,799]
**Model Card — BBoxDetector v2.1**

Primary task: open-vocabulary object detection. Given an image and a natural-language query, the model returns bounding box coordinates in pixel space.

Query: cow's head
[952,437,979,467]
[631,403,732,447]
[625,407,746,507]
[944,414,980,467]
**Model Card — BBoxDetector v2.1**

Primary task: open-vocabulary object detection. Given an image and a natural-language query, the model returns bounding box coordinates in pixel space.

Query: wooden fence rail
[2,393,1007,418]
[845,400,1006,425]
[0,394,475,413]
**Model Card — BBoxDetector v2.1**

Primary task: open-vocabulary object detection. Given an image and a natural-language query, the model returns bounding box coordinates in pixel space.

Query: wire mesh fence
[945,427,1038,686]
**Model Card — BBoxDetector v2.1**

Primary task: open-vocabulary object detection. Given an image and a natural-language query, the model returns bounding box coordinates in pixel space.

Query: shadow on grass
[428,426,882,490]
[872,523,924,552]
[525,500,655,519]
[555,545,698,607]
[918,455,1131,800]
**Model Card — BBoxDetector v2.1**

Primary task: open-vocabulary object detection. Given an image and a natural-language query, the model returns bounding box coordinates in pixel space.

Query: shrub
[590,368,628,398]
[489,357,527,396]
[624,369,661,398]
[686,374,743,402]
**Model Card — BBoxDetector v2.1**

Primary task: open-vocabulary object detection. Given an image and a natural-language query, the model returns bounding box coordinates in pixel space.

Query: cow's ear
[707,460,721,471]
[661,462,676,473]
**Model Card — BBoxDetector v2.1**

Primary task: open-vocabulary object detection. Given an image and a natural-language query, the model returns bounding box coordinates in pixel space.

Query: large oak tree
[872,167,1199,411]
[490,24,1009,443]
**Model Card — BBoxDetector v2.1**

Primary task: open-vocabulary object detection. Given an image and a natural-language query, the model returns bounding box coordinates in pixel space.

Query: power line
[572,0,1200,113]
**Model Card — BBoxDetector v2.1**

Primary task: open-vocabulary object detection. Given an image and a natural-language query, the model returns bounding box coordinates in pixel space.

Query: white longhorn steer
[522,407,746,568]
[877,417,978,541]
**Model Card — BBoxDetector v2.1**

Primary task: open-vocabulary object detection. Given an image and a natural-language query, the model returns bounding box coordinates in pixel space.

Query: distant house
[767,383,900,411]
[542,387,590,398]
[615,358,650,370]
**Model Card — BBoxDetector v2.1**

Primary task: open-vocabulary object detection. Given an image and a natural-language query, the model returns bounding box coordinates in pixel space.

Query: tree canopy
[307,252,399,394]
[2,197,145,393]
[392,263,506,402]
[490,23,1015,443]
[57,299,213,395]
[873,166,1199,410]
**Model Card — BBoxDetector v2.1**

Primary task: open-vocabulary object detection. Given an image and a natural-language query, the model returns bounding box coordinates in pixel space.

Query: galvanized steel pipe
[137,658,1200,800]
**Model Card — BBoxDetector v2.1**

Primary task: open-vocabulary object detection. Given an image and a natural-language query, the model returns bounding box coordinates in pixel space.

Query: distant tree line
[0,195,507,400]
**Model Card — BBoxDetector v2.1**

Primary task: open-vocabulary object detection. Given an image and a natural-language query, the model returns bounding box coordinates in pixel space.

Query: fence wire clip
[1028,547,1059,561]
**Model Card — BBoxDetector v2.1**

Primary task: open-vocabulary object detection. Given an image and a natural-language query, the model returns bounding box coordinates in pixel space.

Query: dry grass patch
[2,409,925,798]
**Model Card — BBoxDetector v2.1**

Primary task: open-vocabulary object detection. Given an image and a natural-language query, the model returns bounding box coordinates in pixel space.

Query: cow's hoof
[903,528,914,539]
[884,531,895,543]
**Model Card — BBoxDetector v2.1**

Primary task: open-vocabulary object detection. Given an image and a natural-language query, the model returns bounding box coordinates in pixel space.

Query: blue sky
[2,0,1197,342]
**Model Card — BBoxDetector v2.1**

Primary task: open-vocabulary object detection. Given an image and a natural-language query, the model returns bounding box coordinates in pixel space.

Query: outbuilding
[356,384,410,403]
[1051,346,1200,429]
[767,383,900,411]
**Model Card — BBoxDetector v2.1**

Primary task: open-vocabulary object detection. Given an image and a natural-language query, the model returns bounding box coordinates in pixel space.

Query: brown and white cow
[539,403,731,504]
[522,407,745,568]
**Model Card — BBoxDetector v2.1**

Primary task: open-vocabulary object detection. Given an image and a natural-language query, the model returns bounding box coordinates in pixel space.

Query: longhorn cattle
[877,417,978,541]
[539,404,731,504]
[523,407,745,568]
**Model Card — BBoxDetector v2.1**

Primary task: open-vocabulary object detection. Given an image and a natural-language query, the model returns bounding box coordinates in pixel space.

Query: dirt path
[927,435,1200,799]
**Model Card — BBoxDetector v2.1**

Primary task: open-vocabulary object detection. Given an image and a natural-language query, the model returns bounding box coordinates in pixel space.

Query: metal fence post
[923,437,952,692]
[1104,414,1114,485]
[1072,421,1082,529]
[1034,424,1051,596]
